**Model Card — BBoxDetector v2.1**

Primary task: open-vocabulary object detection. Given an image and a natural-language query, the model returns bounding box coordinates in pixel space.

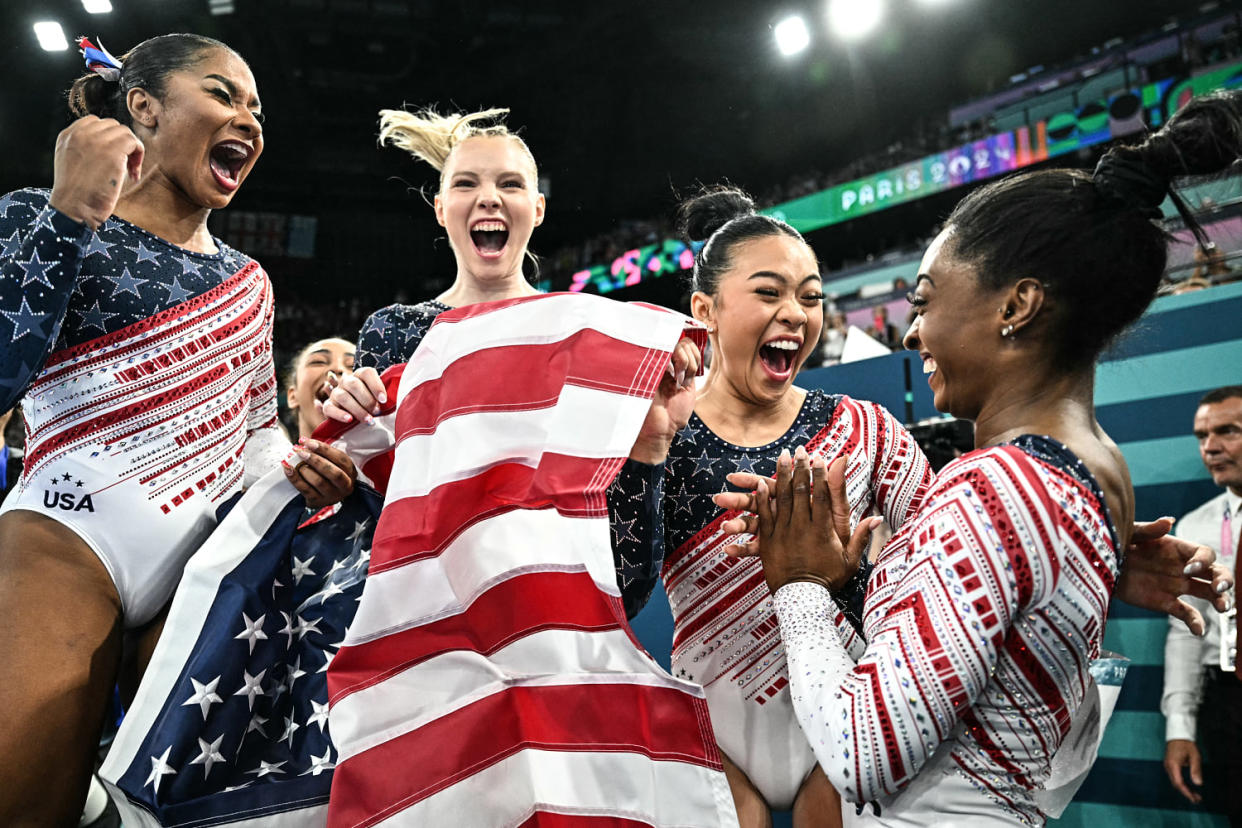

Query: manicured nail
[1216,580,1231,594]
[365,414,375,426]
[1184,561,1204,575]
[794,445,808,460]
[341,412,353,422]
[378,390,388,404]
[303,439,319,451]
[779,448,791,464]
[294,448,311,461]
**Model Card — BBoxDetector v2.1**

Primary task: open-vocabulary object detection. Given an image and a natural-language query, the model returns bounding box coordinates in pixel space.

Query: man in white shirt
[1163,385,1242,823]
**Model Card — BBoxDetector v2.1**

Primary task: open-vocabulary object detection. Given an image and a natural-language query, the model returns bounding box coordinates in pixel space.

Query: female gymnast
[285,336,355,439]
[730,91,1242,825]
[0,34,351,823]
[607,187,932,828]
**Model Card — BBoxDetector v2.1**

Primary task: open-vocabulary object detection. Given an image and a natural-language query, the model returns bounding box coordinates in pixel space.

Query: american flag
[100,471,383,826]
[323,294,735,826]
[102,293,735,826]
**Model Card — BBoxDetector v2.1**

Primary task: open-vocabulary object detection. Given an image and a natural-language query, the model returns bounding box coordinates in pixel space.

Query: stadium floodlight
[827,0,885,41]
[82,0,113,12]
[33,21,69,51]
[775,15,811,56]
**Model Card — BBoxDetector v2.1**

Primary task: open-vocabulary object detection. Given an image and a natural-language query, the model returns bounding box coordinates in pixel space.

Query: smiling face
[434,135,545,283]
[694,234,823,405]
[286,338,355,439]
[903,227,1011,419]
[133,47,264,209]
[1194,396,1242,494]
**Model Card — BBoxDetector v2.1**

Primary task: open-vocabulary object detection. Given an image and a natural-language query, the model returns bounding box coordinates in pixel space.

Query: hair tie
[78,37,123,82]
[1092,150,1167,218]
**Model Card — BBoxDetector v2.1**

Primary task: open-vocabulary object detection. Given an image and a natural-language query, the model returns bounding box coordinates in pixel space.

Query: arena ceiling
[0,0,1210,265]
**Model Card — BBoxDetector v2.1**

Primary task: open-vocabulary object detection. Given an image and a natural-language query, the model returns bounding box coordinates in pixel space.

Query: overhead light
[33,21,69,52]
[774,15,811,56]
[81,0,113,12]
[208,0,235,14]
[827,0,885,41]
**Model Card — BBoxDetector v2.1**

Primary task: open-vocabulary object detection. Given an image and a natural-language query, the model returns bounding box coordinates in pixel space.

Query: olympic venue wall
[628,280,1242,827]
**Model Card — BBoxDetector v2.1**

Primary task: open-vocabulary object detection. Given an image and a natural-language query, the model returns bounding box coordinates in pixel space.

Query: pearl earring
[1001,324,1015,337]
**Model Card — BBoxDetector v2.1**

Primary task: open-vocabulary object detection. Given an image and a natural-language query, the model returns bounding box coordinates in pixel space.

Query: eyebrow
[306,349,355,359]
[746,271,822,286]
[205,74,261,109]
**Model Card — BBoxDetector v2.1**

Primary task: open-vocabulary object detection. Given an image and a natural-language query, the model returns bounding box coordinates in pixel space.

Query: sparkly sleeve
[0,189,93,412]
[242,279,291,484]
[607,458,667,619]
[357,305,429,373]
[773,451,1052,804]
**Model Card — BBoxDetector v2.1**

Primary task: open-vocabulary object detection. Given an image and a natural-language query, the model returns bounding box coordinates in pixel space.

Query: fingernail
[303,439,319,451]
[794,445,808,460]
[1159,515,1176,523]
[1184,562,1203,575]
[378,390,387,404]
[365,414,375,426]
[294,448,311,461]
[1217,581,1232,594]
[342,412,353,422]
[779,448,791,463]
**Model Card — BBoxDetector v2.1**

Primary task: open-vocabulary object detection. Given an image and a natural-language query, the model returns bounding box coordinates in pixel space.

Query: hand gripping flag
[322,293,735,827]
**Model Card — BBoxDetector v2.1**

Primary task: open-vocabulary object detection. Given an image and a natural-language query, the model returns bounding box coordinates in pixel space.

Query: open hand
[1116,517,1233,636]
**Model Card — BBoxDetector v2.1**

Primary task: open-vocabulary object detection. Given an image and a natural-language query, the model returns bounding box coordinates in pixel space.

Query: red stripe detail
[25,362,232,469]
[328,570,624,705]
[42,261,263,370]
[327,683,720,828]
[671,566,766,651]
[370,454,621,574]
[394,331,666,439]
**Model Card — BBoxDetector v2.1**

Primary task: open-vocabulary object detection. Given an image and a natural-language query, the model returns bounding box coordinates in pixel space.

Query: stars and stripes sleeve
[356,304,427,373]
[0,188,93,412]
[606,458,667,619]
[773,450,1054,804]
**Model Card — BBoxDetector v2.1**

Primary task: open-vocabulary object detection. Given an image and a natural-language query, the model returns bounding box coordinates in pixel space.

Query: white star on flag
[233,612,267,654]
[345,519,369,542]
[290,555,316,585]
[246,759,286,778]
[145,746,177,794]
[278,612,296,649]
[181,676,223,720]
[279,714,300,749]
[285,656,307,689]
[296,615,323,640]
[308,699,331,732]
[302,748,335,777]
[233,669,266,710]
[189,734,226,778]
[246,713,268,736]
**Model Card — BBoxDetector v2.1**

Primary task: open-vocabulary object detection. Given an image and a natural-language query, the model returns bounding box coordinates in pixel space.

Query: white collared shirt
[1161,487,1242,742]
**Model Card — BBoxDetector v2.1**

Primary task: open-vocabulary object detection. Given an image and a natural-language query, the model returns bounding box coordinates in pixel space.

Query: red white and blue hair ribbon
[78,37,122,82]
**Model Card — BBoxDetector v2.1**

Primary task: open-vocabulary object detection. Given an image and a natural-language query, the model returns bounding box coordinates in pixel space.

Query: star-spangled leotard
[0,189,286,626]
[774,436,1120,825]
[357,300,666,616]
[610,389,933,808]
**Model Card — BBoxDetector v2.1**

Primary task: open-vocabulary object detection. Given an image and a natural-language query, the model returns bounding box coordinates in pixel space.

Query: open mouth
[209,140,251,191]
[922,355,938,377]
[759,338,801,378]
[470,219,509,258]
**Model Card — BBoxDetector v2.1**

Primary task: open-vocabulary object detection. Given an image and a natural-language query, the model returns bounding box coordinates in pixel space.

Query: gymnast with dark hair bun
[718,91,1242,824]
[0,33,352,822]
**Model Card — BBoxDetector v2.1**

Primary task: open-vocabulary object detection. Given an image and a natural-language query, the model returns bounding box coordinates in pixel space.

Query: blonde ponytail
[377,106,536,186]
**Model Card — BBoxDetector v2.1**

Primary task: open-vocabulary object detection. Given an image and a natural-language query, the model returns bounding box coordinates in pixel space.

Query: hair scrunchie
[78,37,123,82]
[1092,149,1168,218]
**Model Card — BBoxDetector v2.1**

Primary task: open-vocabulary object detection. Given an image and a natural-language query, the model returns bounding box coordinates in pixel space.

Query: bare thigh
[792,764,843,828]
[722,749,773,828]
[0,510,123,827]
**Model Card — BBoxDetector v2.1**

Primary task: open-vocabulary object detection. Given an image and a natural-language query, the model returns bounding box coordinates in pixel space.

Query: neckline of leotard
[685,389,837,454]
[103,214,235,261]
[1004,434,1121,555]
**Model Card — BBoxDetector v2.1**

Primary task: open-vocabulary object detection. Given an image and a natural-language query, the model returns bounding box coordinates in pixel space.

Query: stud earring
[1001,324,1015,337]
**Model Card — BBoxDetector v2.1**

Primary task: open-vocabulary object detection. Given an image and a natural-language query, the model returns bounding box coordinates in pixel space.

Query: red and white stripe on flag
[324,294,734,827]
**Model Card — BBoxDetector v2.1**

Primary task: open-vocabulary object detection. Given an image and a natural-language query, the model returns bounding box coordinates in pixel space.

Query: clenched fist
[49,116,144,230]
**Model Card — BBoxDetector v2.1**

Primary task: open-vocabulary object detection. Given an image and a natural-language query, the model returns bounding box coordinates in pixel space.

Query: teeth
[922,358,937,375]
[765,341,800,351]
[472,221,506,232]
[216,142,249,159]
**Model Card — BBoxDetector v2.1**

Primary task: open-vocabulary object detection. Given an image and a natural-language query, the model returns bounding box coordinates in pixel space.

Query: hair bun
[675,187,756,244]
[1092,148,1167,216]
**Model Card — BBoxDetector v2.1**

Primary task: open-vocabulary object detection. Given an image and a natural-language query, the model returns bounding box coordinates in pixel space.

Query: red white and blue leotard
[614,390,932,808]
[0,189,286,626]
[775,436,1120,825]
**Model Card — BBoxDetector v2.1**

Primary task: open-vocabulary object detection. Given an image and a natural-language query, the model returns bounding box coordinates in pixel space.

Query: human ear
[126,87,159,129]
[533,192,546,227]
[286,385,300,412]
[434,193,446,227]
[1000,278,1045,336]
[690,291,716,332]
